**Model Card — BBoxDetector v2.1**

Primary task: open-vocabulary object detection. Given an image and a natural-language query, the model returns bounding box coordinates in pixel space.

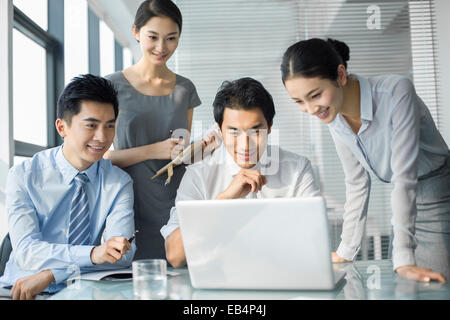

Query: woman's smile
[316,107,330,119]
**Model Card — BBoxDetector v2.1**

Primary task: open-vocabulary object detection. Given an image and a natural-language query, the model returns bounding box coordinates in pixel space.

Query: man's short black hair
[57,74,119,125]
[213,77,275,128]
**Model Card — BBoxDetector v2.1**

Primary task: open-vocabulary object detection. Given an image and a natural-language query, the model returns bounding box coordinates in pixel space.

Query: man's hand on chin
[216,168,267,200]
[11,270,55,300]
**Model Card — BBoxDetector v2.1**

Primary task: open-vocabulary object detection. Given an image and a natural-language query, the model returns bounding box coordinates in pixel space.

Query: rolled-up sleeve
[160,207,181,241]
[160,166,205,240]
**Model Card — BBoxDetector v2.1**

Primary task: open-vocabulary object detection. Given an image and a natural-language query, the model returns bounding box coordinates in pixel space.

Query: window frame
[12,2,129,159]
[115,39,123,72]
[12,2,64,157]
[88,7,100,75]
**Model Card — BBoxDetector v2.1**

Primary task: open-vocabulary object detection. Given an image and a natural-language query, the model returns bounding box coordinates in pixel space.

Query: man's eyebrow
[250,123,264,129]
[82,118,116,123]
[82,118,100,122]
[226,123,264,130]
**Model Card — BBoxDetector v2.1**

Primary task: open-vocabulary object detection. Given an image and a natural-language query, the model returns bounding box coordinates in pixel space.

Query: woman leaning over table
[104,0,214,262]
[280,38,450,282]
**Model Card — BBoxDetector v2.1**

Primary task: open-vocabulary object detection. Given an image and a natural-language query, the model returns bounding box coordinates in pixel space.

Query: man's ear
[55,118,67,139]
[268,121,273,135]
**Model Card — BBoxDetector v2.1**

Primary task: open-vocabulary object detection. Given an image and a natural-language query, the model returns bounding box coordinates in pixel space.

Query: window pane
[123,47,134,69]
[13,0,48,31]
[64,0,88,84]
[100,20,115,77]
[13,29,48,147]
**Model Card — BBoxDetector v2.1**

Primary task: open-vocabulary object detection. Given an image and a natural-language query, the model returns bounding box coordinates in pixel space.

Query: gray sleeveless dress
[105,71,201,262]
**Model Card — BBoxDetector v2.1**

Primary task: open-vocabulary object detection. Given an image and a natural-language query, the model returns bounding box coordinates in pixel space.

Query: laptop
[177,197,346,290]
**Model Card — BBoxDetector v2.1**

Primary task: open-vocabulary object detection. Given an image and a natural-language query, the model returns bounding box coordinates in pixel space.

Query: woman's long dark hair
[281,38,350,83]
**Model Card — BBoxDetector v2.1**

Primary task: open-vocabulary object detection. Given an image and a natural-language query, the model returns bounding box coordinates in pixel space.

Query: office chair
[0,233,12,277]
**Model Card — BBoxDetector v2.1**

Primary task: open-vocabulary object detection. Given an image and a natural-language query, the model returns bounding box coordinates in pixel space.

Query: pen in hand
[128,230,139,244]
[110,231,139,258]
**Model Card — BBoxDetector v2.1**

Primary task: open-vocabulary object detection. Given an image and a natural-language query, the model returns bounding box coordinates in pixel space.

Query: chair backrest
[0,233,12,278]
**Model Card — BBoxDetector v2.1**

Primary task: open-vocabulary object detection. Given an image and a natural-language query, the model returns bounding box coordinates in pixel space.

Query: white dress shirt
[160,143,320,239]
[328,74,449,270]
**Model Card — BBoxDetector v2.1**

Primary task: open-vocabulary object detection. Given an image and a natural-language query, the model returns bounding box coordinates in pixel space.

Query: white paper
[81,268,133,281]
[80,268,180,281]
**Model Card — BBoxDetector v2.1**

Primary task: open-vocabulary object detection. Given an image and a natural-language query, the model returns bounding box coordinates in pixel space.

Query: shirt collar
[56,145,99,185]
[328,74,373,132]
[356,74,373,122]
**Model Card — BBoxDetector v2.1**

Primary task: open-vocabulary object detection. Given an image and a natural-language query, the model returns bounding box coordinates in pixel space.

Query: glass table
[48,260,450,300]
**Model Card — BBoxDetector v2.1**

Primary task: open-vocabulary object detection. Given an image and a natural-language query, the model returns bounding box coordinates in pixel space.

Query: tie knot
[74,173,89,186]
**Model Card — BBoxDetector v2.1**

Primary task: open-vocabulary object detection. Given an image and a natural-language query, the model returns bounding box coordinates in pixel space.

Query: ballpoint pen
[128,230,139,244]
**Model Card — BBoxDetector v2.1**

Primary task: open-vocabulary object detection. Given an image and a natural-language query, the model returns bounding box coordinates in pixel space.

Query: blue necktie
[68,173,91,245]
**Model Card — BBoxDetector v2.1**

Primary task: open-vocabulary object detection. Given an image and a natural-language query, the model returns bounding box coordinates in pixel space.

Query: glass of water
[132,259,167,300]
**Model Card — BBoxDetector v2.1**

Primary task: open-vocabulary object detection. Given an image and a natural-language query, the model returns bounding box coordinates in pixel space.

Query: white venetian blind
[168,0,442,260]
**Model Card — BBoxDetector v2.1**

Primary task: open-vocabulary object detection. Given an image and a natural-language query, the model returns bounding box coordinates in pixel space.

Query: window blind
[168,0,442,260]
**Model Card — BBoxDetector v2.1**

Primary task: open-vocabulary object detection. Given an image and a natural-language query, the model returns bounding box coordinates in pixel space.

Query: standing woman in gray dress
[104,0,203,261]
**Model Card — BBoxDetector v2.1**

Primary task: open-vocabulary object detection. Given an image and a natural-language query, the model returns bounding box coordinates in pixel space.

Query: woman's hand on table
[395,265,447,283]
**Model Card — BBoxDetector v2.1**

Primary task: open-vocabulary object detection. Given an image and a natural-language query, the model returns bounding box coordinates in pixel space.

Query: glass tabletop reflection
[48,260,450,300]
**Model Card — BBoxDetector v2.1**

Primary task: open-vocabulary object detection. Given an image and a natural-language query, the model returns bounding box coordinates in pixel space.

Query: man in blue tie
[0,74,136,299]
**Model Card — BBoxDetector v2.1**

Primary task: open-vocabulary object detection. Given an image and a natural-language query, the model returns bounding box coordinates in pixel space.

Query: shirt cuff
[392,249,416,271]
[51,268,73,285]
[336,241,360,261]
[160,224,179,240]
[70,245,95,268]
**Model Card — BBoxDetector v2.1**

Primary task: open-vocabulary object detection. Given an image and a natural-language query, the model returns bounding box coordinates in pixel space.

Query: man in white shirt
[160,77,320,268]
